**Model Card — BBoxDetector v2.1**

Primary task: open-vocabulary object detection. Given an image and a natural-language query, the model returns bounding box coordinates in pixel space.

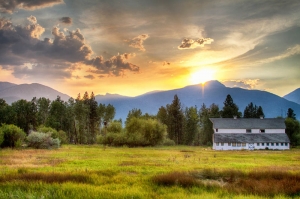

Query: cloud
[86,53,139,76]
[84,74,95,80]
[127,34,149,51]
[59,17,72,25]
[257,45,300,65]
[0,0,63,13]
[178,38,214,50]
[222,79,259,89]
[12,63,72,79]
[0,16,140,79]
[163,61,170,66]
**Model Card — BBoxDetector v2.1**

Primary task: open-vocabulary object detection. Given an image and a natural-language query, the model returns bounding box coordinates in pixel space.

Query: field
[0,145,300,199]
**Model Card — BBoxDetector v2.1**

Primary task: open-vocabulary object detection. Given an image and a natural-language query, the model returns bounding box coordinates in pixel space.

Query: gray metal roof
[214,133,290,143]
[209,118,285,129]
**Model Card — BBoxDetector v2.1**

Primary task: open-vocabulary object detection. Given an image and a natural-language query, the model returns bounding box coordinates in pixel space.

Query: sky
[0,0,300,98]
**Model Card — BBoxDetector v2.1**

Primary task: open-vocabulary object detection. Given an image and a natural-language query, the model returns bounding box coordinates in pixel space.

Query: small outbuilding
[210,118,290,150]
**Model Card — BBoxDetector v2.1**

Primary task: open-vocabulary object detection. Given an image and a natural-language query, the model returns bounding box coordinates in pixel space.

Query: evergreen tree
[46,96,67,132]
[74,94,89,144]
[256,106,265,118]
[157,106,168,125]
[36,97,51,126]
[89,92,98,144]
[11,99,33,134]
[0,99,9,124]
[199,103,220,145]
[221,94,241,118]
[167,95,184,144]
[184,106,199,145]
[287,108,296,120]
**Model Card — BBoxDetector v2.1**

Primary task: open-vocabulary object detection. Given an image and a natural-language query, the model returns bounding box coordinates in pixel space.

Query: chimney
[233,116,237,119]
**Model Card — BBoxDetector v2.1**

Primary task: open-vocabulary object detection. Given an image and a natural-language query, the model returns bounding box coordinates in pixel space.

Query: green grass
[0,145,299,198]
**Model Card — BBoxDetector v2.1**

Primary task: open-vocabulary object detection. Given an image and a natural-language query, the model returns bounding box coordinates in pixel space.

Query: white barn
[210,118,290,150]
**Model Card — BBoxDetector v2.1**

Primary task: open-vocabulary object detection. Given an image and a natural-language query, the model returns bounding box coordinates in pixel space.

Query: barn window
[257,143,260,146]
[216,142,219,146]
[232,143,236,147]
[237,143,241,147]
[221,143,224,146]
[246,129,251,133]
[242,143,246,147]
[228,143,231,146]
[267,143,269,146]
[262,143,265,146]
[216,128,218,132]
[260,129,265,133]
[281,143,284,146]
[285,143,288,146]
[271,143,274,146]
[276,143,279,146]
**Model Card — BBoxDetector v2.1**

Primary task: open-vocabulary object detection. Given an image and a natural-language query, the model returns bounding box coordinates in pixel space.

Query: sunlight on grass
[0,145,299,198]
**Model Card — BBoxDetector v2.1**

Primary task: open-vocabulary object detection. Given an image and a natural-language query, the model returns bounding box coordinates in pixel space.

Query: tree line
[0,93,299,148]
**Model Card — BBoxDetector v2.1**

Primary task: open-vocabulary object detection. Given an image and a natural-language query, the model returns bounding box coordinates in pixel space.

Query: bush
[106,121,123,134]
[37,126,68,144]
[125,117,167,147]
[58,130,68,144]
[0,129,3,147]
[27,131,60,149]
[37,126,58,137]
[0,124,26,148]
[163,138,176,146]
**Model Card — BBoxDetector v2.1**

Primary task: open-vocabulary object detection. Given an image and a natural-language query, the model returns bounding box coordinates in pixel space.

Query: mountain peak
[203,80,226,88]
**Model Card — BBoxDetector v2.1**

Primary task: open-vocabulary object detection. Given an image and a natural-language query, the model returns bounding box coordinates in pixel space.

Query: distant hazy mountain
[0,82,70,104]
[95,80,300,121]
[0,82,16,91]
[284,88,300,105]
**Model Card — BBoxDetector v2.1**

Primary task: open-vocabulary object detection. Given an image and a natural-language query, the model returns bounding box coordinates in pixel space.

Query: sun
[190,68,215,84]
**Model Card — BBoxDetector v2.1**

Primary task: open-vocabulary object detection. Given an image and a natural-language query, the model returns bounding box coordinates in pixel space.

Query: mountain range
[94,81,300,121]
[0,81,300,121]
[0,82,70,103]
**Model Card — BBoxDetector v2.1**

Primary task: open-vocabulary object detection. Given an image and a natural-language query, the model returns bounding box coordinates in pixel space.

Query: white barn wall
[213,142,289,150]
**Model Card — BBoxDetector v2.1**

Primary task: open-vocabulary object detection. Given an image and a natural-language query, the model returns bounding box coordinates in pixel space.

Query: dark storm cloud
[0,16,140,78]
[86,53,139,76]
[0,0,63,13]
[59,17,72,25]
[178,38,214,50]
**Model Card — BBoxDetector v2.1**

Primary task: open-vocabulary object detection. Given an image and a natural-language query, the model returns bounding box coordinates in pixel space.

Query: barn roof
[214,133,290,143]
[209,118,285,129]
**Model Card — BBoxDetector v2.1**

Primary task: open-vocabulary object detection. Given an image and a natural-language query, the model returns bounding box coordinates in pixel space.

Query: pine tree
[256,106,265,118]
[89,92,98,144]
[184,106,199,145]
[167,95,184,145]
[221,94,241,118]
[287,108,296,120]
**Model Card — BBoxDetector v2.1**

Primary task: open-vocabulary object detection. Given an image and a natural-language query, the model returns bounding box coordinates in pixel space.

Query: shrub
[125,117,167,147]
[163,138,175,146]
[37,126,58,138]
[0,124,26,148]
[38,126,68,144]
[0,129,3,147]
[106,121,123,134]
[27,131,60,149]
[58,130,68,144]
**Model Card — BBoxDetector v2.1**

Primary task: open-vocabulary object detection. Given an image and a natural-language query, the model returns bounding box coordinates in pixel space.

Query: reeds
[152,169,300,197]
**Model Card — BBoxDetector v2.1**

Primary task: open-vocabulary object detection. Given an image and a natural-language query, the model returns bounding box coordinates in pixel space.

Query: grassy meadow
[0,145,300,199]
